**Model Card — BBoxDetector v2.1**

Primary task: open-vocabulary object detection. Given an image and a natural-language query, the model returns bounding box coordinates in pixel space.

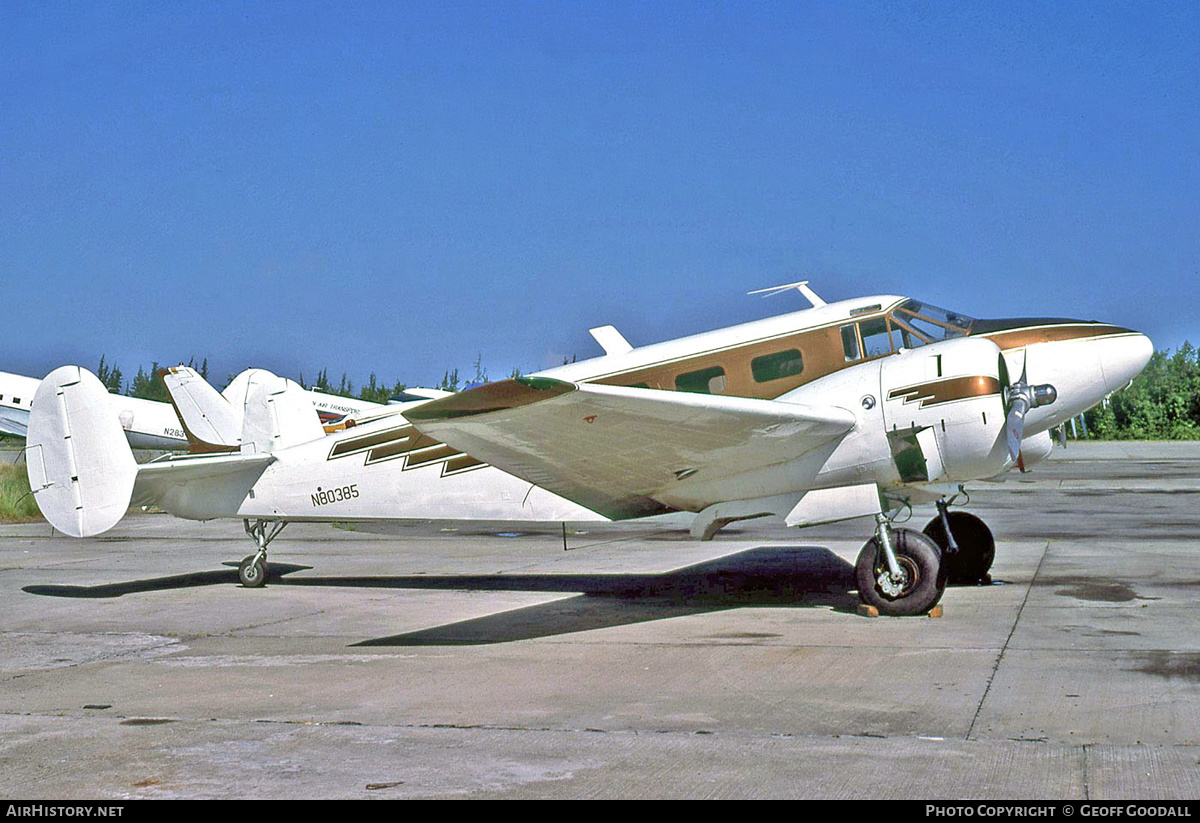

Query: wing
[407,377,856,520]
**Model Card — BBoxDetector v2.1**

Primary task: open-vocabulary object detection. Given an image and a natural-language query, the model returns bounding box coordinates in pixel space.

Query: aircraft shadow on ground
[23,546,860,645]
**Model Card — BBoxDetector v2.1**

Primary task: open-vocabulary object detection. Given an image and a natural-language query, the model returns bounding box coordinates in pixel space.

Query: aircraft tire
[923,511,995,584]
[239,555,269,588]
[855,528,945,617]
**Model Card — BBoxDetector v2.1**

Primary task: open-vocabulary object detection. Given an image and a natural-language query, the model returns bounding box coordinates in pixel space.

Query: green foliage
[302,367,405,402]
[119,356,207,401]
[1083,343,1200,440]
[127,362,168,402]
[0,462,42,522]
[358,373,407,404]
[95,355,123,393]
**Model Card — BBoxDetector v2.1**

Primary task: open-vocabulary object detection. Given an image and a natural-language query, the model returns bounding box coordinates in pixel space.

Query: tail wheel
[923,511,995,584]
[855,528,945,616]
[238,555,269,588]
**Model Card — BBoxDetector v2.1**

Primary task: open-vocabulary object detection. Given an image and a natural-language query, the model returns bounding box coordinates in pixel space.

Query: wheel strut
[873,512,903,579]
[935,498,960,555]
[239,519,286,588]
[922,499,995,585]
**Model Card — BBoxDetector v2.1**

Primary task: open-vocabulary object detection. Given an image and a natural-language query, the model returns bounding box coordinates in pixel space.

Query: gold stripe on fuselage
[887,376,1002,409]
[977,324,1138,351]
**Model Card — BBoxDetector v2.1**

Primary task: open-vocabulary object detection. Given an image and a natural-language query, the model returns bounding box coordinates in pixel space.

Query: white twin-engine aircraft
[25,285,1152,615]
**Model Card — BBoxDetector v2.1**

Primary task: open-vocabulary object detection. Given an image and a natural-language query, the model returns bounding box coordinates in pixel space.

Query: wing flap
[408,377,856,519]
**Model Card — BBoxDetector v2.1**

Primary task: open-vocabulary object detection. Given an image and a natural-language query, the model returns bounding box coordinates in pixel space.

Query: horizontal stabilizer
[408,377,856,519]
[132,451,274,517]
[26,366,138,537]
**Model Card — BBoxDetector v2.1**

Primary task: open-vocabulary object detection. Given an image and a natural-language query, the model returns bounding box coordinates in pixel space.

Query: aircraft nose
[1099,332,1153,394]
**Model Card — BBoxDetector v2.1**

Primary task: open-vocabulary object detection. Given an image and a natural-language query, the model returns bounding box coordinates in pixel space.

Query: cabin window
[841,325,861,361]
[751,349,804,383]
[675,366,726,394]
[12,398,20,405]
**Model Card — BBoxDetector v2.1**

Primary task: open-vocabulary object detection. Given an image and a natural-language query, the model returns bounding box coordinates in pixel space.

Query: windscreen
[888,299,975,347]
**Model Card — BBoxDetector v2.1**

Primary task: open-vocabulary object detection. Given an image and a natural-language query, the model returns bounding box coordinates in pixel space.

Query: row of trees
[1083,343,1200,440]
[89,353,500,406]
[85,344,1200,440]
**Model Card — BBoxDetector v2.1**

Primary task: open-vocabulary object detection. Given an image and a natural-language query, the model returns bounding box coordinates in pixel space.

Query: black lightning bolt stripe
[327,423,488,476]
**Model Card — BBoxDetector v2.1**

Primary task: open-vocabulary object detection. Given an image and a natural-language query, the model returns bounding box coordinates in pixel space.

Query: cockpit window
[843,318,899,360]
[890,299,974,346]
[859,317,895,357]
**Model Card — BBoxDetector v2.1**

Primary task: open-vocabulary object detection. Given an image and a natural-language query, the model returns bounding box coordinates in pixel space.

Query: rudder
[26,366,137,537]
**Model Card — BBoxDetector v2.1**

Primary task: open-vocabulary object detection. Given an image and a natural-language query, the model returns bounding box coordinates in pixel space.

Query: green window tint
[751,349,804,383]
[675,366,726,394]
[841,325,861,361]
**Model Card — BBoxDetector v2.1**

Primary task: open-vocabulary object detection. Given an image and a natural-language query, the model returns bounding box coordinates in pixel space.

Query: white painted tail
[161,365,242,451]
[26,366,137,537]
[235,370,325,454]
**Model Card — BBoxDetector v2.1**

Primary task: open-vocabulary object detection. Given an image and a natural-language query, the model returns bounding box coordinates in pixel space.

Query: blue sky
[2,1,1197,390]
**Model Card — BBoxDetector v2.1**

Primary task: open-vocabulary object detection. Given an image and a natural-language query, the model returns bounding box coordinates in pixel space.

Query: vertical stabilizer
[238,370,326,454]
[26,366,138,537]
[161,366,242,451]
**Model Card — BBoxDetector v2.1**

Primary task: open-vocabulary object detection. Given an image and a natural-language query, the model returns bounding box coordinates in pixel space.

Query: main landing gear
[855,513,946,616]
[239,519,287,588]
[854,495,998,614]
[921,496,995,585]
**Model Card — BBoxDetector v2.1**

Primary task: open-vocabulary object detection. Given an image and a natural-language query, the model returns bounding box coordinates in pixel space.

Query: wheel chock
[856,603,944,618]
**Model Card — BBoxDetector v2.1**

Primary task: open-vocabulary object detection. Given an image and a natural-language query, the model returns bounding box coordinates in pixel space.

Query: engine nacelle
[1018,429,1055,469]
[878,337,1011,485]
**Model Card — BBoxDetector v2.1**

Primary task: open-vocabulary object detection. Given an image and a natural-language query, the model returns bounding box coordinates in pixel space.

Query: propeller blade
[1001,350,1056,465]
[1005,391,1031,463]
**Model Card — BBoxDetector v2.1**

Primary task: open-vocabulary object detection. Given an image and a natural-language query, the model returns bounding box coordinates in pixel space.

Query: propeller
[1001,353,1057,465]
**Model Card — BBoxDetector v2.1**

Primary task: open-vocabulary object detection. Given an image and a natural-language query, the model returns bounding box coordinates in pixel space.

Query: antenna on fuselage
[748,280,827,308]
